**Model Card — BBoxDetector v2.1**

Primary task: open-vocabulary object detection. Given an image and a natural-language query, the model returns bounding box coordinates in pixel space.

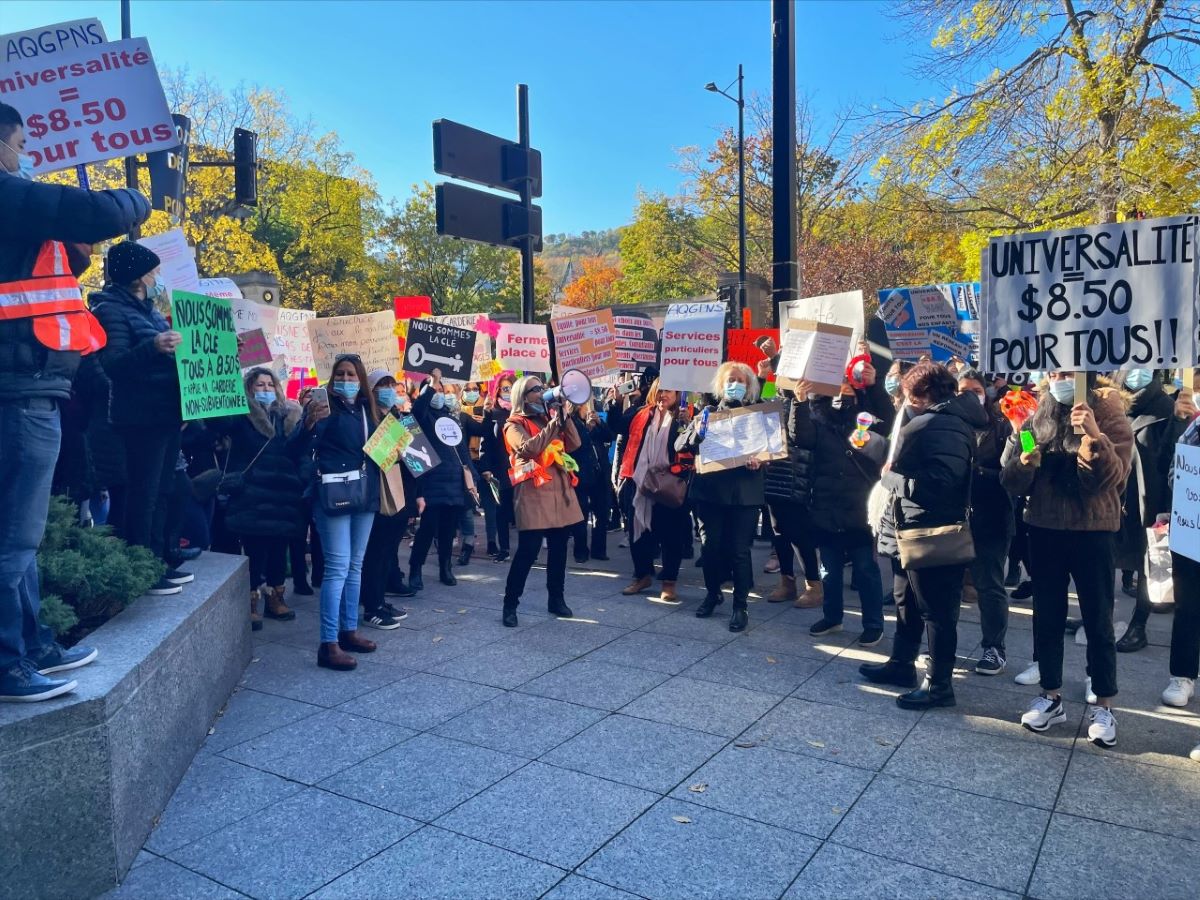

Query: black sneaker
[975,647,1007,676]
[147,578,183,596]
[859,628,884,647]
[164,568,194,585]
[809,618,843,637]
[1010,581,1033,601]
[380,602,409,621]
[363,613,404,630]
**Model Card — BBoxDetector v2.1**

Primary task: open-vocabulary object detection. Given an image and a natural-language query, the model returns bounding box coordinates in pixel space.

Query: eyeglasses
[334,354,361,364]
[526,385,545,394]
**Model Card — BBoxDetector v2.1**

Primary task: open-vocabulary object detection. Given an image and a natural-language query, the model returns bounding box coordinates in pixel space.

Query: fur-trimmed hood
[242,368,302,438]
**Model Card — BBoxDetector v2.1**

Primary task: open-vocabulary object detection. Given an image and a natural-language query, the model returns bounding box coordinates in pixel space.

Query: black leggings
[361,512,410,616]
[410,505,460,571]
[504,526,570,608]
[695,501,757,606]
[768,500,820,582]
[242,534,288,590]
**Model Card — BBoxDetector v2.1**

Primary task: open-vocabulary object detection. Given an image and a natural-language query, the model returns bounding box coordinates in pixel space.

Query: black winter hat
[106,240,160,286]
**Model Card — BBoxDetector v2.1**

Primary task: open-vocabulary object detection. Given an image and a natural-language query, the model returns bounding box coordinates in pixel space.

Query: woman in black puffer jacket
[763,392,820,607]
[862,361,983,710]
[210,368,305,630]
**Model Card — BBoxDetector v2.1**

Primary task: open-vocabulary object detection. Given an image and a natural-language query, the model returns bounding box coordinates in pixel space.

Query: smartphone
[617,379,636,396]
[309,386,328,406]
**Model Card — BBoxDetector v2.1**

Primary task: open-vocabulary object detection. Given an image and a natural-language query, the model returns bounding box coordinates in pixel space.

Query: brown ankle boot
[318,642,357,670]
[769,575,798,603]
[660,581,679,603]
[622,575,654,595]
[264,586,296,621]
[795,579,823,608]
[249,590,263,631]
[338,629,377,653]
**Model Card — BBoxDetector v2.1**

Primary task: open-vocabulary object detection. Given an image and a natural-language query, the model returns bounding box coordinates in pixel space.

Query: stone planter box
[0,553,250,900]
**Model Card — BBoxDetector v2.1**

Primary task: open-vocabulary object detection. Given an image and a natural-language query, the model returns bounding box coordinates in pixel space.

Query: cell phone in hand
[617,379,636,396]
[309,387,328,406]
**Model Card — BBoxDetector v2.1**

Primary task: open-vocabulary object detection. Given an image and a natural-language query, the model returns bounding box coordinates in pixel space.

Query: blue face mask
[1,138,33,179]
[253,391,276,406]
[1124,369,1154,391]
[445,395,461,413]
[144,276,166,301]
[463,390,480,404]
[1175,375,1186,390]
[723,382,747,402]
[332,382,359,400]
[376,388,398,409]
[1048,380,1075,405]
[430,392,446,410]
[884,375,901,396]
[528,401,546,415]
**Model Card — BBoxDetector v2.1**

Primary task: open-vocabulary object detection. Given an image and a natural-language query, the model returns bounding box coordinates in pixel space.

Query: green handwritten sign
[171,290,250,421]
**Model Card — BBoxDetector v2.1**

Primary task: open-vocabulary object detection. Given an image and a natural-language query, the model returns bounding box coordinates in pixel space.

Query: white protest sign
[307,310,401,380]
[274,307,316,373]
[885,329,932,361]
[231,298,280,335]
[1,37,176,173]
[2,19,106,63]
[428,313,491,382]
[659,300,726,393]
[551,308,618,380]
[696,401,787,474]
[1170,442,1200,563]
[776,319,854,395]
[779,290,864,366]
[138,228,200,297]
[982,215,1200,373]
[496,323,551,373]
[434,417,463,447]
[199,277,243,300]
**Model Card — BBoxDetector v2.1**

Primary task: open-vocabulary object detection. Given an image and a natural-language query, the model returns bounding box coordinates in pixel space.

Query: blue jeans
[817,528,884,632]
[313,507,375,642]
[0,399,61,669]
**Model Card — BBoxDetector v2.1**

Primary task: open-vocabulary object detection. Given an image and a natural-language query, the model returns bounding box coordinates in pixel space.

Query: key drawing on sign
[406,445,432,467]
[408,342,464,373]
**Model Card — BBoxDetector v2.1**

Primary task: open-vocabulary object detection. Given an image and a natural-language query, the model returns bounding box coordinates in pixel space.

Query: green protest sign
[171,290,250,421]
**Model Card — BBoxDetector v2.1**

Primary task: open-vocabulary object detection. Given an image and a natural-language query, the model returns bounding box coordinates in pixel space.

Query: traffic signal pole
[771,0,797,325]
[121,0,140,238]
[517,84,535,324]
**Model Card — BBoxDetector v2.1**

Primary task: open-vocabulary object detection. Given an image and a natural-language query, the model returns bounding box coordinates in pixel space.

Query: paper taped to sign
[779,290,864,368]
[551,308,618,380]
[879,282,980,364]
[696,401,787,474]
[1,19,107,62]
[308,311,401,380]
[659,301,726,393]
[776,319,854,395]
[982,216,1199,373]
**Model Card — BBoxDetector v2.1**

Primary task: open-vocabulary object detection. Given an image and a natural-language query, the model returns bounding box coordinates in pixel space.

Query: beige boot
[622,575,654,595]
[768,575,798,603]
[250,590,263,631]
[264,586,296,621]
[795,579,823,609]
[659,581,680,603]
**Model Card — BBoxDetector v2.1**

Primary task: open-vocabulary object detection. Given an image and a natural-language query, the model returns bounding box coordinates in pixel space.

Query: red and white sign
[496,322,551,373]
[659,301,726,393]
[551,308,618,380]
[0,36,175,173]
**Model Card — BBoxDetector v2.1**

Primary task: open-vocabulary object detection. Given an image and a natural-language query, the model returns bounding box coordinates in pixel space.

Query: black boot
[1116,622,1148,652]
[409,568,424,591]
[548,598,573,618]
[695,594,724,618]
[457,544,473,567]
[859,660,919,688]
[487,541,500,558]
[502,603,519,627]
[896,682,955,710]
[728,603,748,633]
[386,571,416,598]
[439,559,457,586]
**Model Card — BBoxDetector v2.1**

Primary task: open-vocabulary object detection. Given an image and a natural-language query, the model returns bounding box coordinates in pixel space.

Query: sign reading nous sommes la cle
[982,216,1200,374]
[0,36,176,173]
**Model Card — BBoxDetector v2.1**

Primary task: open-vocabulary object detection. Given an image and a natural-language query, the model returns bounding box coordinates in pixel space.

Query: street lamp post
[705,64,746,321]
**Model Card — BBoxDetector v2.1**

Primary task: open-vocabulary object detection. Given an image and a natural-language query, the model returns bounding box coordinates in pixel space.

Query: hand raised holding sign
[1070,403,1101,440]
[154,330,182,355]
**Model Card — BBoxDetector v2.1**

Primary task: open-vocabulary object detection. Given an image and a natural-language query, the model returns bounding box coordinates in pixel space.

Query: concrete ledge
[0,552,251,900]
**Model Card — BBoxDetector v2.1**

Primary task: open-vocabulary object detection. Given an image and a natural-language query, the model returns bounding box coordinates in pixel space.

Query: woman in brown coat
[501,375,584,626]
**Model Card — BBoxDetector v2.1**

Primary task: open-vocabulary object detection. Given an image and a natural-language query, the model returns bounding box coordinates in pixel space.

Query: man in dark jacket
[0,102,151,702]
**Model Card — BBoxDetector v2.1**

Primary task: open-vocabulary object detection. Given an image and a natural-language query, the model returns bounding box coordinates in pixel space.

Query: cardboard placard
[170,290,250,421]
[695,400,787,474]
[496,323,551,373]
[778,290,864,367]
[659,300,726,392]
[403,317,477,383]
[776,319,854,396]
[551,308,618,380]
[307,310,401,381]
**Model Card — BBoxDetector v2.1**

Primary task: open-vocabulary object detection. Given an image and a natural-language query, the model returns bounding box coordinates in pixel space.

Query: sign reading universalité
[171,290,249,421]
[983,216,1200,374]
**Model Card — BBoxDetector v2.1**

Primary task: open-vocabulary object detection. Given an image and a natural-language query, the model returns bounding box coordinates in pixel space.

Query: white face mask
[1048,380,1075,406]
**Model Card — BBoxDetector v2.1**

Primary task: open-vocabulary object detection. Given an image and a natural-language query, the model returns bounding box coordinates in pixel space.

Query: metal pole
[736,64,746,323]
[770,0,797,326]
[121,0,140,239]
[517,84,535,325]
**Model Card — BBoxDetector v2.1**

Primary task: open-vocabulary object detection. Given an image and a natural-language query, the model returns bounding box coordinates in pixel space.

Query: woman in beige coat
[501,375,584,626]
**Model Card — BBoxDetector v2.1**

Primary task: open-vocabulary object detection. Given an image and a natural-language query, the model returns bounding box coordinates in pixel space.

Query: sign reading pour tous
[982,215,1200,373]
[171,290,249,421]
[659,301,726,393]
[551,308,618,380]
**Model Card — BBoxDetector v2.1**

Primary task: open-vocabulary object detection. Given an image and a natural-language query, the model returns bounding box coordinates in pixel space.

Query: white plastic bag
[1146,516,1174,608]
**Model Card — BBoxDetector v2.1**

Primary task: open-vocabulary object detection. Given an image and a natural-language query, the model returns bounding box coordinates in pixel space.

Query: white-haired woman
[500,375,584,627]
[676,361,765,632]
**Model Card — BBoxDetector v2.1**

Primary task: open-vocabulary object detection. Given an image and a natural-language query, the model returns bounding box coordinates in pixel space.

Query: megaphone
[543,368,593,407]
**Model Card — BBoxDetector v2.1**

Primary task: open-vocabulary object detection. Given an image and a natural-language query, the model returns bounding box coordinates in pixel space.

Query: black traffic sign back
[436,182,543,252]
[433,119,542,198]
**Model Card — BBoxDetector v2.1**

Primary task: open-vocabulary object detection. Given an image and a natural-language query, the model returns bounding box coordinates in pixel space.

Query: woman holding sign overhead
[676,361,765,633]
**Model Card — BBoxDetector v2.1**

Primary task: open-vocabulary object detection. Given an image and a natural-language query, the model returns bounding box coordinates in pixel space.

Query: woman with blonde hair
[676,361,765,632]
[500,375,584,627]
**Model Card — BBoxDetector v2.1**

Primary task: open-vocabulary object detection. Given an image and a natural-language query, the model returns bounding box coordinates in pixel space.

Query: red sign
[393,296,432,355]
[726,328,778,381]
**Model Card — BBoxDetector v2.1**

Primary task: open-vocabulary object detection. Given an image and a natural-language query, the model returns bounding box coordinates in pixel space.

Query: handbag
[317,408,373,516]
[895,455,976,570]
[216,435,272,509]
[639,465,689,509]
[379,463,406,517]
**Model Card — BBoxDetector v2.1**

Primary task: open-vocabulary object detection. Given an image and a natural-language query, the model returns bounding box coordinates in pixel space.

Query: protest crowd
[5,97,1200,771]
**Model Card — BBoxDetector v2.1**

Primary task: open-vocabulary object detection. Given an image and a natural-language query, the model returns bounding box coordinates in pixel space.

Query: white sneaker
[1190,743,1200,763]
[1162,676,1195,708]
[1014,662,1041,685]
[1021,694,1066,732]
[1084,677,1098,705]
[1087,705,1117,748]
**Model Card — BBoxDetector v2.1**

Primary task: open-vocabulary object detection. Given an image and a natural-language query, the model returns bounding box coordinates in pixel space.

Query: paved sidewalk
[108,542,1200,900]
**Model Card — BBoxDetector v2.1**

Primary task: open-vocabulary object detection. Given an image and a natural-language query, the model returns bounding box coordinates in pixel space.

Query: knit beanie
[106,240,161,286]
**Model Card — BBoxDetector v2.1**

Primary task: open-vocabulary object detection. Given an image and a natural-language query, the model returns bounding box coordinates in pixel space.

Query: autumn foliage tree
[562,256,623,308]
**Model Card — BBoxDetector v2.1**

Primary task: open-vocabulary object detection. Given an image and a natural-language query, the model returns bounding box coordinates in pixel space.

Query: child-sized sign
[551,308,618,380]
[364,415,409,470]
[776,319,854,395]
[237,328,273,368]
[404,317,477,383]
[659,301,726,393]
[982,216,1199,374]
[496,323,551,374]
[171,290,250,421]
[1170,440,1200,563]
[396,413,441,477]
[307,310,400,380]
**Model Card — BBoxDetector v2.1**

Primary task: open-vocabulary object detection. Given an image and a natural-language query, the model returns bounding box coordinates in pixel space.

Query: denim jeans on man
[0,399,61,669]
[313,506,375,642]
[817,527,884,632]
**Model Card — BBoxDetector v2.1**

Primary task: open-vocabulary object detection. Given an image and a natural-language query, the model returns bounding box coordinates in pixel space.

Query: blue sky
[2,0,941,234]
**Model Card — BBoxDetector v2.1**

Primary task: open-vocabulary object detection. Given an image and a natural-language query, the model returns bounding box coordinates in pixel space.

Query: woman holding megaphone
[500,372,586,627]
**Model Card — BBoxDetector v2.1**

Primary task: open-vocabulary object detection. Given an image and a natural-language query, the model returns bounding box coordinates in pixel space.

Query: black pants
[242,534,288,590]
[1170,552,1200,678]
[695,502,757,606]
[163,468,191,565]
[1008,503,1031,574]
[410,505,460,572]
[504,526,570,608]
[1028,526,1117,698]
[573,478,609,559]
[1129,556,1154,627]
[891,560,964,687]
[630,502,687,582]
[116,424,182,562]
[361,512,410,616]
[496,490,514,553]
[971,533,1011,652]
[768,500,820,582]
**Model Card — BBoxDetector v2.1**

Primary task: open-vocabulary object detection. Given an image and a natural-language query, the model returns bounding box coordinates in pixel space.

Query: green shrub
[38,496,165,643]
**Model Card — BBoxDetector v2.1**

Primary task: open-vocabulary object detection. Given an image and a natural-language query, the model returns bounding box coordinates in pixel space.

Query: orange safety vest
[0,240,106,354]
[505,414,551,487]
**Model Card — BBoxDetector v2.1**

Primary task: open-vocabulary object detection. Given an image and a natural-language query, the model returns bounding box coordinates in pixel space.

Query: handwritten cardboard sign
[170,290,249,421]
[307,310,401,381]
[695,401,787,474]
[776,319,854,396]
